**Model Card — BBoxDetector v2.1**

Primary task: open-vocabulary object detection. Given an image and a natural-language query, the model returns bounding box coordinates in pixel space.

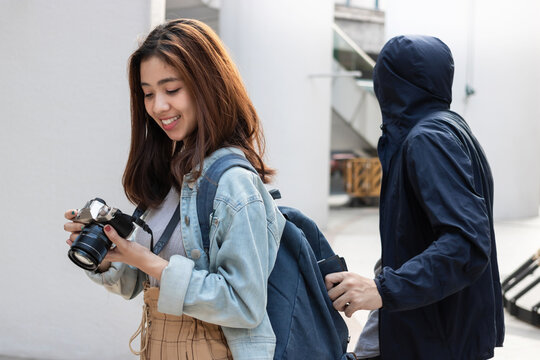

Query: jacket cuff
[158,255,195,315]
[375,270,397,311]
[226,339,276,360]
[85,261,126,286]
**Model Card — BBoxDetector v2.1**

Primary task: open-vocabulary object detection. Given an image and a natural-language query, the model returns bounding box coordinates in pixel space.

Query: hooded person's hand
[325,272,383,317]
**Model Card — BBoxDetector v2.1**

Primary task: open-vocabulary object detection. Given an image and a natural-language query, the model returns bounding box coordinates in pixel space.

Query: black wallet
[317,254,348,277]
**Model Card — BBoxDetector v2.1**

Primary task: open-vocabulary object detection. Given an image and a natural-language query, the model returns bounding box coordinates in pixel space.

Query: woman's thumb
[103,224,119,243]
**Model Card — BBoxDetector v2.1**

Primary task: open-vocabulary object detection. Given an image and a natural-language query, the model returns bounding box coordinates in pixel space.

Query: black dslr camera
[68,198,137,271]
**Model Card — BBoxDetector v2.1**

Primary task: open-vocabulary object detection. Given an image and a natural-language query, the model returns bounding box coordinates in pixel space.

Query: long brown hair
[123,19,274,209]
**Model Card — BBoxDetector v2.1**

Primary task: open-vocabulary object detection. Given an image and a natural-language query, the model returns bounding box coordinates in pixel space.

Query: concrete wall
[0,1,160,359]
[219,0,335,226]
[385,0,540,219]
[335,5,385,55]
[331,112,369,154]
[166,0,219,32]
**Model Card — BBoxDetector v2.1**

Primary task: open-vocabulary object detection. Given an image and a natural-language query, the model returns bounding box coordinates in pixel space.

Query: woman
[64,19,285,360]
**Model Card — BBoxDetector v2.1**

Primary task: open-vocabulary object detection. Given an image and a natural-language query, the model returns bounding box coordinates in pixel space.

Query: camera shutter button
[191,249,201,260]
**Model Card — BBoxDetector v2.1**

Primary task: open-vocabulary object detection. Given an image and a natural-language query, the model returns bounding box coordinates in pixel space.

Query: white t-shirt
[133,188,186,287]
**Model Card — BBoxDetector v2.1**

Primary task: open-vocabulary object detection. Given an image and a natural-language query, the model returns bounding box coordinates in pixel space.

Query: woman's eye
[143,93,153,99]
[166,88,180,94]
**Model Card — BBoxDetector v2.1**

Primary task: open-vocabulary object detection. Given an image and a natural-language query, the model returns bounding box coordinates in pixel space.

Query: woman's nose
[153,93,170,114]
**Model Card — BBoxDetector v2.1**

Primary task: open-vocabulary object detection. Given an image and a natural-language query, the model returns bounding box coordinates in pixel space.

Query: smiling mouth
[162,115,180,125]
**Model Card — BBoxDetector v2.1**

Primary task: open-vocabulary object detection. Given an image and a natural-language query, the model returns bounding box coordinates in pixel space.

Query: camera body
[68,198,136,271]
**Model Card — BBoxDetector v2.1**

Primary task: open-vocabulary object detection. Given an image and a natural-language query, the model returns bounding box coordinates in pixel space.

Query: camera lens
[68,224,112,271]
[72,251,95,266]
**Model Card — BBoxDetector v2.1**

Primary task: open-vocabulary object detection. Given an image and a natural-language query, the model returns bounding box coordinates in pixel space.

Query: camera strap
[131,203,181,255]
[151,203,181,255]
[127,214,155,248]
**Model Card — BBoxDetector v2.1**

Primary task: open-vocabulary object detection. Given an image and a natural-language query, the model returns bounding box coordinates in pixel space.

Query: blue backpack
[197,153,356,360]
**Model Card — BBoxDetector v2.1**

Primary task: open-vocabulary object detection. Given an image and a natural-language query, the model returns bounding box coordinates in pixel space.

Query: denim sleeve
[158,169,281,328]
[85,262,145,300]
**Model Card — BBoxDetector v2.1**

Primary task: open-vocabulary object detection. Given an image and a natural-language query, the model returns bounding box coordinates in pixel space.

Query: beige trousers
[130,287,233,360]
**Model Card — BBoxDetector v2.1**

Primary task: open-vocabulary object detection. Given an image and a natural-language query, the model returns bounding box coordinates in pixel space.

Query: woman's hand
[64,209,168,278]
[64,209,112,272]
[64,209,84,246]
[102,225,169,281]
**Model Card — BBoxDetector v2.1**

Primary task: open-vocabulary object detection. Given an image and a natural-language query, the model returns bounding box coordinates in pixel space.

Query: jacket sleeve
[85,262,146,300]
[157,169,282,328]
[375,130,492,311]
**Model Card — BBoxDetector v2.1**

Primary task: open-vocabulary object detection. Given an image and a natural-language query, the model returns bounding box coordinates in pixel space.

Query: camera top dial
[75,198,118,224]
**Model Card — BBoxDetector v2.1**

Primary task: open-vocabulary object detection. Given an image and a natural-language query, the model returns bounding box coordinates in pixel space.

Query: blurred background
[0,0,539,359]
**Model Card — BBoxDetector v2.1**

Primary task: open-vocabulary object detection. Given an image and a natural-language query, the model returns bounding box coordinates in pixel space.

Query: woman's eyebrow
[141,77,180,87]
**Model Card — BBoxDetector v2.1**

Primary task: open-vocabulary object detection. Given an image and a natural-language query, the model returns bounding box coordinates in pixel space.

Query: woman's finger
[64,209,78,220]
[69,232,80,243]
[64,222,85,233]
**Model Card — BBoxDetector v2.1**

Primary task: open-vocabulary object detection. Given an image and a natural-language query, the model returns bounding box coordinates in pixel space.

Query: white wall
[385,0,540,219]
[219,0,335,226]
[0,1,160,359]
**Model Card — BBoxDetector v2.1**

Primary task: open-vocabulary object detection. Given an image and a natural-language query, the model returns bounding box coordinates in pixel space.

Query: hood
[374,35,454,134]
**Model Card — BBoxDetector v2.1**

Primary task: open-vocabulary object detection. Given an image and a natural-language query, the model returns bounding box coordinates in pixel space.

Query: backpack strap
[197,153,258,251]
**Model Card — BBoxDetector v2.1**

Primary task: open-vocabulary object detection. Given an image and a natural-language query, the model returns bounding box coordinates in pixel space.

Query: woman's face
[140,56,197,142]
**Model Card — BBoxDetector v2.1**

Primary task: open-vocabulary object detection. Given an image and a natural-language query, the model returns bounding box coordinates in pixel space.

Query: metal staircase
[331,22,381,154]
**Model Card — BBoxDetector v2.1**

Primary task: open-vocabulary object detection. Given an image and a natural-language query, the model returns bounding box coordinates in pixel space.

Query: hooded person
[326,35,505,360]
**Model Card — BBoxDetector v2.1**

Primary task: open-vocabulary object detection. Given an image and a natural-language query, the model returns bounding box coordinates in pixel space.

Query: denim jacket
[87,147,286,360]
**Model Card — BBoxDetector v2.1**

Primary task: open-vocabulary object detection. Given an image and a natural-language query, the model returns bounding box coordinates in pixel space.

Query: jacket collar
[183,147,245,188]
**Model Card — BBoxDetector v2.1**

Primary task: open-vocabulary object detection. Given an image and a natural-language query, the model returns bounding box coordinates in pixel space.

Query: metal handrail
[332,22,376,69]
[309,71,362,79]
[502,249,540,328]
[343,0,380,9]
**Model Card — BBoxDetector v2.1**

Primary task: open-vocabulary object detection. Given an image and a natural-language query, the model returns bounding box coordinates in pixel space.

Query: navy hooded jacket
[373,35,505,359]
